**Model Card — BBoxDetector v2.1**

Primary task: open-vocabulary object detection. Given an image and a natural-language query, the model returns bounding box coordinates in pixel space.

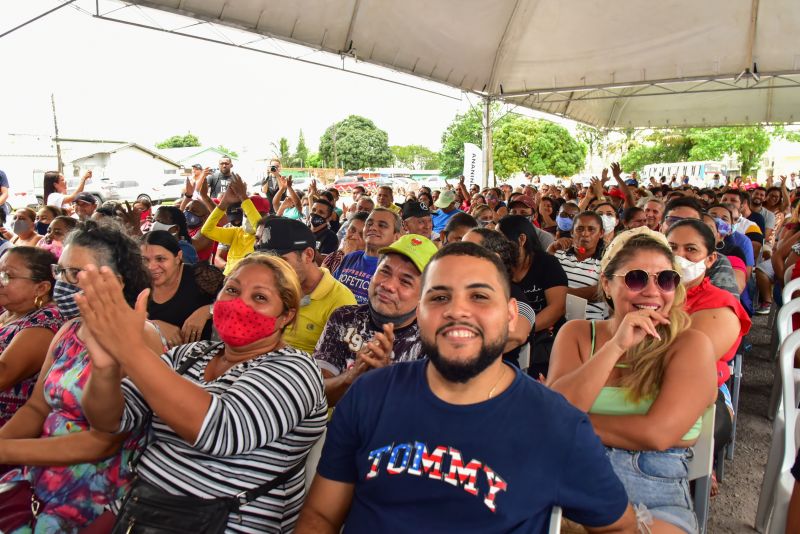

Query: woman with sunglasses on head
[536,197,558,235]
[78,253,326,533]
[666,219,750,469]
[0,248,63,433]
[547,227,717,534]
[0,221,163,532]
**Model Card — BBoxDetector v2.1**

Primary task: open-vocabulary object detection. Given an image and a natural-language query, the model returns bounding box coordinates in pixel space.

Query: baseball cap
[434,189,456,209]
[255,217,315,255]
[624,178,638,187]
[607,187,626,200]
[401,201,431,220]
[379,234,438,274]
[508,196,536,210]
[191,163,203,170]
[74,192,97,205]
[248,194,271,214]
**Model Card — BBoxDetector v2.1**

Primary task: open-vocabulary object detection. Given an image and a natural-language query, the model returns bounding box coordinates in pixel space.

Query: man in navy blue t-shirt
[298,242,634,533]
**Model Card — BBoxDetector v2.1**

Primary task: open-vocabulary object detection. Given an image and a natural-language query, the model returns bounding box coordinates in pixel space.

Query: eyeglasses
[664,215,687,226]
[51,265,83,284]
[610,269,681,292]
[0,271,36,286]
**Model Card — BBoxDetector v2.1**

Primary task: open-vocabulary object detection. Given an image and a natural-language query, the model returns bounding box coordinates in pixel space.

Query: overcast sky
[1,0,489,158]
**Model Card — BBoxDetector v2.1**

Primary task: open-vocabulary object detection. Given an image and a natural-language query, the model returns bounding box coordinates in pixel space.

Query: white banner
[462,143,483,188]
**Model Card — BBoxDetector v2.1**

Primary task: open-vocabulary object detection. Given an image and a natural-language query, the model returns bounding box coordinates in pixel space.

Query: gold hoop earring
[34,294,45,308]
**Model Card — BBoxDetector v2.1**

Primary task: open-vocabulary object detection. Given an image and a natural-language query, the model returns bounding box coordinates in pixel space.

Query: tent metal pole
[482,97,493,189]
[0,0,78,40]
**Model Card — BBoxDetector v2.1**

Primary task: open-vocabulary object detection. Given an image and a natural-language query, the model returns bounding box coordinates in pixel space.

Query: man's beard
[752,198,762,206]
[422,326,507,384]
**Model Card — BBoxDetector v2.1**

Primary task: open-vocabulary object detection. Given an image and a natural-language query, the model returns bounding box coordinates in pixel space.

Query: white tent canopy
[119,0,800,129]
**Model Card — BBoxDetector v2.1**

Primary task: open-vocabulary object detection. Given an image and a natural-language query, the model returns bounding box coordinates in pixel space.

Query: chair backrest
[548,506,562,534]
[565,294,588,321]
[782,276,800,305]
[518,343,531,372]
[688,405,716,481]
[779,330,800,473]
[785,263,796,286]
[305,427,327,491]
[776,298,800,344]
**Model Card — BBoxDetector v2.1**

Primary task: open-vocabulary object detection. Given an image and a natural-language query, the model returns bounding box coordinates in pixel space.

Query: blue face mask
[556,215,574,232]
[183,210,202,228]
[714,217,732,237]
[53,280,81,319]
[35,221,50,236]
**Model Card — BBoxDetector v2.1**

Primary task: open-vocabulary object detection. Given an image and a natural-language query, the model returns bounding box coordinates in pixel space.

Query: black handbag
[112,342,306,533]
[111,460,306,534]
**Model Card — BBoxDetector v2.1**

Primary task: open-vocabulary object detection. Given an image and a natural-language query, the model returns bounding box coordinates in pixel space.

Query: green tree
[278,137,291,164]
[391,145,439,170]
[439,107,486,178]
[293,130,309,167]
[215,145,239,158]
[576,125,607,162]
[306,153,322,168]
[156,133,201,149]
[687,126,771,175]
[493,116,587,177]
[319,115,393,171]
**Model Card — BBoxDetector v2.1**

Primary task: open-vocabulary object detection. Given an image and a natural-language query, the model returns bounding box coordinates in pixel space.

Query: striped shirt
[118,341,327,533]
[554,249,608,320]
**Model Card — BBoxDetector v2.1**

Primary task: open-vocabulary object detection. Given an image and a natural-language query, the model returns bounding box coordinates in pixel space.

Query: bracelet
[184,193,192,198]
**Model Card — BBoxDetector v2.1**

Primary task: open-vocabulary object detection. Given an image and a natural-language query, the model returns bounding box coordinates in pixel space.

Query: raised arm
[610,162,634,209]
[61,170,91,204]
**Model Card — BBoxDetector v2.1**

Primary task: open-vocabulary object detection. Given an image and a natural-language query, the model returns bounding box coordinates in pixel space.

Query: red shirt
[685,277,751,385]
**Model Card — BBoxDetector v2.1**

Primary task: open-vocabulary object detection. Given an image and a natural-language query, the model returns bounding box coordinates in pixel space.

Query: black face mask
[309,214,327,228]
[368,299,416,327]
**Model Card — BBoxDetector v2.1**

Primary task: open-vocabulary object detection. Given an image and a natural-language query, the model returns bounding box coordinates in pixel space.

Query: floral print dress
[0,304,64,428]
[1,320,140,533]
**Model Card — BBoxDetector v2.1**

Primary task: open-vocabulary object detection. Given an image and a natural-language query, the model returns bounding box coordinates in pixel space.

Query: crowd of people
[0,156,791,533]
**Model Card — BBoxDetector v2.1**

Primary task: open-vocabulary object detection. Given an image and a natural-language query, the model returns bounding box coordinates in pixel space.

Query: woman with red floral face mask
[77,253,327,533]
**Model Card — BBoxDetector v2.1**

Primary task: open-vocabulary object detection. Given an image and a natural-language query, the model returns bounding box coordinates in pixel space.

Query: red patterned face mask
[212,298,278,347]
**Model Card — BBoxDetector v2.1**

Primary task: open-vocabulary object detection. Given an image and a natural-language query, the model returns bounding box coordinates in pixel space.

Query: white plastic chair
[766,411,800,534]
[785,264,797,287]
[565,294,587,321]
[756,328,800,533]
[782,276,800,305]
[548,506,562,534]
[688,405,716,534]
[767,298,800,419]
[304,427,327,491]
[518,343,531,373]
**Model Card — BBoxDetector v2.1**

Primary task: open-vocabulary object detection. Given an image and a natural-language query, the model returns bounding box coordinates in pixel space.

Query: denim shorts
[605,447,698,533]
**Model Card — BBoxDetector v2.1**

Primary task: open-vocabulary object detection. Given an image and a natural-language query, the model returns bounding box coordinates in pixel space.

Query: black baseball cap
[74,192,97,205]
[255,217,315,255]
[191,163,203,170]
[401,201,431,220]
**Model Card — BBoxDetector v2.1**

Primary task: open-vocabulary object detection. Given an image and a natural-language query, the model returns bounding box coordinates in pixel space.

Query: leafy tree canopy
[493,116,586,177]
[156,133,200,149]
[319,115,393,171]
[391,144,439,170]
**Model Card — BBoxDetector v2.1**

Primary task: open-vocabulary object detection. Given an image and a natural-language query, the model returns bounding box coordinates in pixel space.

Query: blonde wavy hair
[599,228,691,402]
[227,253,301,329]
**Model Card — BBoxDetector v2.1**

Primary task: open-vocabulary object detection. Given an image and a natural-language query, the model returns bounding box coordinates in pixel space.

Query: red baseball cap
[248,195,271,214]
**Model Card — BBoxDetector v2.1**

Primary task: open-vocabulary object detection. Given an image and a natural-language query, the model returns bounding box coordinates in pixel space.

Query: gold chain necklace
[487,364,507,399]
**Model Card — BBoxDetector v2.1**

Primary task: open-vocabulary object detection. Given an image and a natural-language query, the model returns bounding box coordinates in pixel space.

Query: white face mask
[600,214,617,234]
[675,255,707,283]
[150,221,177,234]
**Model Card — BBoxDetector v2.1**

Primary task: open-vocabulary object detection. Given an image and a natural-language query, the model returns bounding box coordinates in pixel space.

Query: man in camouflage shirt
[314,234,437,406]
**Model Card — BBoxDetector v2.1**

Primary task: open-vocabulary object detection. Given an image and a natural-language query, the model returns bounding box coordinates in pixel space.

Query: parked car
[112,178,185,204]
[332,175,377,193]
[66,177,119,204]
[423,175,451,191]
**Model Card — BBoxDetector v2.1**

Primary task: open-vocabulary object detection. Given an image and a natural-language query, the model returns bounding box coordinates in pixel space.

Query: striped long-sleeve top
[118,341,327,533]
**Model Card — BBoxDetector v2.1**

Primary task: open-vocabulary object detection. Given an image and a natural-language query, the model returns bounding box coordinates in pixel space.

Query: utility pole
[481,97,494,188]
[51,94,63,174]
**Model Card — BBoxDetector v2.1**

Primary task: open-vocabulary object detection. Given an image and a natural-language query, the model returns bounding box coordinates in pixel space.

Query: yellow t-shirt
[200,199,262,275]
[283,268,357,353]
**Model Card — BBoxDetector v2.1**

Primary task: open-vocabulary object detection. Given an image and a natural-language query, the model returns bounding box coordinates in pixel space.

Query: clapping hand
[74,265,150,367]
